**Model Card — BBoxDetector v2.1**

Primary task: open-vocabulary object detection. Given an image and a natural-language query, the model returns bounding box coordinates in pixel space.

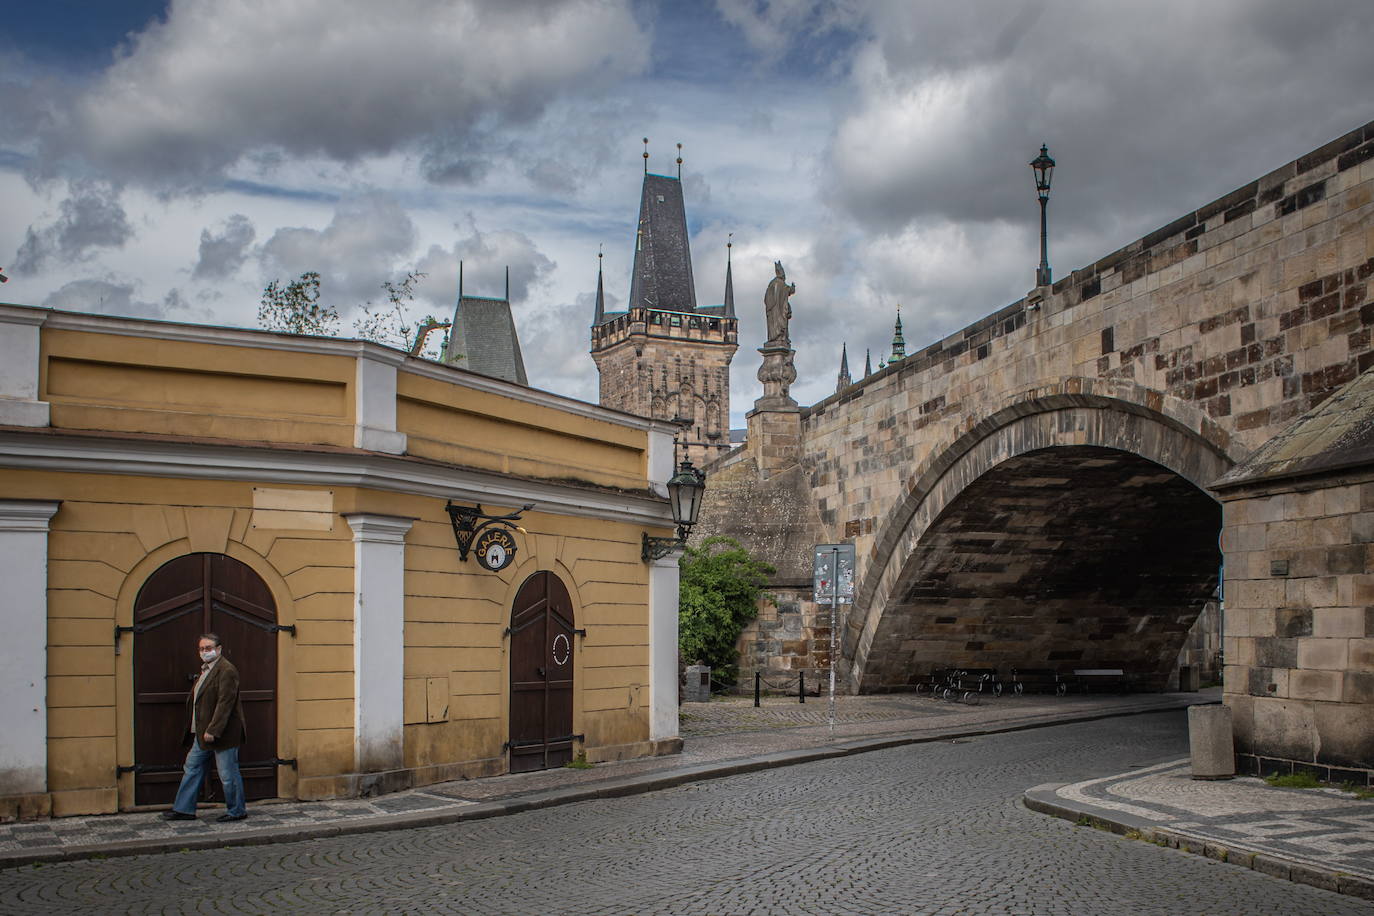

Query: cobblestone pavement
[0,691,1200,857]
[1028,758,1374,887]
[2,712,1368,915]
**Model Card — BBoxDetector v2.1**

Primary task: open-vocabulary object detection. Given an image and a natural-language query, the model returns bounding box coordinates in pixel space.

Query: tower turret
[837,342,851,392]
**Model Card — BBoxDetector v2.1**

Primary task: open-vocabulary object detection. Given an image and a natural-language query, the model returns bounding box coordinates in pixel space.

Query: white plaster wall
[0,306,50,427]
[647,427,675,498]
[354,354,406,454]
[648,553,681,742]
[343,513,413,773]
[0,500,60,797]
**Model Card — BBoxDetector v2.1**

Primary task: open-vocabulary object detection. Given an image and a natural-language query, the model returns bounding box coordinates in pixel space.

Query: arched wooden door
[509,571,576,773]
[132,553,279,805]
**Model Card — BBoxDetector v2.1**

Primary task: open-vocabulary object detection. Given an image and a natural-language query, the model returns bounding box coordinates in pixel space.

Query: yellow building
[0,303,684,819]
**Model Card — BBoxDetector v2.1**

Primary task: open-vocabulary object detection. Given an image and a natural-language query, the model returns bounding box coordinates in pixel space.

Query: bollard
[754,672,761,708]
[799,671,805,704]
[1188,704,1235,779]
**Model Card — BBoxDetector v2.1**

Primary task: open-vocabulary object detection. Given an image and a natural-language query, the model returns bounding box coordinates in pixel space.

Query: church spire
[890,306,906,363]
[628,149,697,313]
[864,348,873,377]
[722,234,735,318]
[837,342,852,393]
[593,247,606,325]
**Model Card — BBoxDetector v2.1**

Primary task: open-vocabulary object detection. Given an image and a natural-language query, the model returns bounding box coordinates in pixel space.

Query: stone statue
[763,260,796,347]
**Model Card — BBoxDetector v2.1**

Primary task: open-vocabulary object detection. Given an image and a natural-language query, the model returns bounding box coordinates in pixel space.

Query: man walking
[162,633,248,822]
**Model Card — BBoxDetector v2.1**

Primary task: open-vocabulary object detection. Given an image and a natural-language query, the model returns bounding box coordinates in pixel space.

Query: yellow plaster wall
[39,329,356,447]
[396,372,648,489]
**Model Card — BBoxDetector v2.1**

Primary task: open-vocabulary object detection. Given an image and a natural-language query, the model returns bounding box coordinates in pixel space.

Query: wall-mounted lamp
[642,458,705,562]
[446,501,533,572]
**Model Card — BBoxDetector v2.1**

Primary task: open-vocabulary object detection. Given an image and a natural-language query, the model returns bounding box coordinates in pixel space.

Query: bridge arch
[845,391,1236,693]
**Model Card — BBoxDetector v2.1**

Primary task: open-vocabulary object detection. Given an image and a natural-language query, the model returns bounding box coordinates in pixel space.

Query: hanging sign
[813,543,855,605]
[475,528,518,572]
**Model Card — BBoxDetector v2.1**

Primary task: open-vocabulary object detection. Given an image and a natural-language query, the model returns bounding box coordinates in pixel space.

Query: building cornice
[0,429,674,528]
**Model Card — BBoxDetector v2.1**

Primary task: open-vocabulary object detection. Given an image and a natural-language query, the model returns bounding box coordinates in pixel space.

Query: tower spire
[458,260,463,299]
[890,305,906,363]
[837,342,852,393]
[505,265,510,302]
[593,246,605,325]
[642,137,649,174]
[723,233,735,318]
[865,348,873,377]
[676,142,683,180]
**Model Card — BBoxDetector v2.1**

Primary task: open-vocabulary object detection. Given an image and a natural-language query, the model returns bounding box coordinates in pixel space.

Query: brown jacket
[184,657,247,750]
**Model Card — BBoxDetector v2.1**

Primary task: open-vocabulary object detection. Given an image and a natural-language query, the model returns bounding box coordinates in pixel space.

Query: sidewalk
[11,685,1358,901]
[1024,759,1374,901]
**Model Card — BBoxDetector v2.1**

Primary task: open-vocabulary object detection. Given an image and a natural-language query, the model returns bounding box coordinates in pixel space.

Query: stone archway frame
[845,384,1238,694]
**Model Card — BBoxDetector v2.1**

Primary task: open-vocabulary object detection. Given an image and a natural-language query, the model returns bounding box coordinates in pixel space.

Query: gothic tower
[590,149,738,467]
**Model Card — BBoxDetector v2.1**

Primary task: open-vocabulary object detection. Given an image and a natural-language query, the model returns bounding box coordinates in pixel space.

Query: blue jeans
[171,742,246,817]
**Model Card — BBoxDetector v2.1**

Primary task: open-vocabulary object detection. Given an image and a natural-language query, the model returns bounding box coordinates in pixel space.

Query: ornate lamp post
[1030,144,1056,287]
[642,458,706,562]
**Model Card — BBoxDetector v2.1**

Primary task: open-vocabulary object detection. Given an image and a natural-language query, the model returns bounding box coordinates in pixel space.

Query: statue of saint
[763,260,796,347]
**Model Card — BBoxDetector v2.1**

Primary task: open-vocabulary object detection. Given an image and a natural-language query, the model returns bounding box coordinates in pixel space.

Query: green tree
[678,536,775,685]
[352,270,451,358]
[258,271,339,336]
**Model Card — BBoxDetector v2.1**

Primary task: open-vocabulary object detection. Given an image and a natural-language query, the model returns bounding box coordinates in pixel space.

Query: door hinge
[114,624,141,654]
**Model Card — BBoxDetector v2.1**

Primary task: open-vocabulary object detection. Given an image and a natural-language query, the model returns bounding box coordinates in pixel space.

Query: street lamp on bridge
[1030,144,1056,288]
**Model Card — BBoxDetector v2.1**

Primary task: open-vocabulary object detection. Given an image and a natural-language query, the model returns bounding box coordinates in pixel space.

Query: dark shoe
[161,810,196,821]
[216,813,246,822]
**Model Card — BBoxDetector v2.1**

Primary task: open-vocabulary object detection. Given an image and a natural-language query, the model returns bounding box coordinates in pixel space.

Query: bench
[1008,668,1067,696]
[1071,668,1132,694]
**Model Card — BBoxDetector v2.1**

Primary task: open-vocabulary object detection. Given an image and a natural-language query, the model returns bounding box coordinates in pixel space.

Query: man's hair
[199,633,222,647]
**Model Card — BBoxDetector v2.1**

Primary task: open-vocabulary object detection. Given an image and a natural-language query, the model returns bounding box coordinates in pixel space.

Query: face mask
[200,648,219,663]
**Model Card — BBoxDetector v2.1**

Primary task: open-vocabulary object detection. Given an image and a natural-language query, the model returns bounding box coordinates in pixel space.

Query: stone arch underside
[847,400,1233,693]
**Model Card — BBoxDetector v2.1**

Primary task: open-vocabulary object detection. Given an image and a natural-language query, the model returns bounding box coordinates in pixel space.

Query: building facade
[0,303,683,820]
[590,170,738,467]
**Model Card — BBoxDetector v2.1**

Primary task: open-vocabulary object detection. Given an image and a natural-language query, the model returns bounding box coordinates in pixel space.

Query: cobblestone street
[2,711,1366,915]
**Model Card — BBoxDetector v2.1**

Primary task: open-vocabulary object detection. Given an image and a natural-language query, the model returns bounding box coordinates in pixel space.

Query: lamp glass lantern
[1030,145,1055,200]
[666,458,704,539]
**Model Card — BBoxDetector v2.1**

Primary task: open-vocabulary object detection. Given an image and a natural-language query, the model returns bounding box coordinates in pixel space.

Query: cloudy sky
[4,1,1373,425]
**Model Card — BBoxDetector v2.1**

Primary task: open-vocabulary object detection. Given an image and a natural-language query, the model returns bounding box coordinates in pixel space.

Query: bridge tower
[590,151,738,467]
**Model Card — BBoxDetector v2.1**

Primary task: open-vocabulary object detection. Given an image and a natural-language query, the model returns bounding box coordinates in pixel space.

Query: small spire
[837,342,852,393]
[890,305,906,363]
[642,137,649,174]
[722,233,735,318]
[865,348,873,376]
[458,260,464,299]
[676,142,683,180]
[594,246,606,325]
[505,265,510,302]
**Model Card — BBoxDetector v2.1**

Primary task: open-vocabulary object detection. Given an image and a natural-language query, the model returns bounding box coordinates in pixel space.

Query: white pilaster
[354,352,407,454]
[647,426,675,498]
[343,512,413,773]
[0,500,60,797]
[0,305,51,427]
[648,552,681,742]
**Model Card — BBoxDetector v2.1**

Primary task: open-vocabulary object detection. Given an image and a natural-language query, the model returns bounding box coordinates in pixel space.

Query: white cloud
[192,213,256,281]
[11,181,134,274]
[40,0,649,189]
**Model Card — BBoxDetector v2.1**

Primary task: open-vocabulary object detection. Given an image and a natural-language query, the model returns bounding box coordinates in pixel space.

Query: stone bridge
[700,119,1374,697]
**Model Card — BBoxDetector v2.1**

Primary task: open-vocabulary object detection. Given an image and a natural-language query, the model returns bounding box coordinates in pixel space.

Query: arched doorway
[132,553,279,805]
[508,571,576,773]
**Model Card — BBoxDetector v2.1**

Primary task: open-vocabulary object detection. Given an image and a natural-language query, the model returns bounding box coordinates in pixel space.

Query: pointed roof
[864,348,873,376]
[837,343,852,393]
[890,306,906,362]
[628,173,697,314]
[722,238,735,318]
[445,260,528,386]
[593,250,605,325]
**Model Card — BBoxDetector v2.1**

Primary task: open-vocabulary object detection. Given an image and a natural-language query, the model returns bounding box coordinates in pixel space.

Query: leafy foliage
[679,536,775,685]
[352,270,451,358]
[258,270,453,360]
[258,271,339,336]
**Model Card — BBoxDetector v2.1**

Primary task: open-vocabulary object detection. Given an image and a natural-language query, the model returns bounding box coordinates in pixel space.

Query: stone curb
[0,699,1202,872]
[1022,784,1374,902]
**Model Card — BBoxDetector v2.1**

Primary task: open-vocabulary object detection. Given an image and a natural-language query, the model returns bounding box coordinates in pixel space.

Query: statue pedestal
[749,344,800,478]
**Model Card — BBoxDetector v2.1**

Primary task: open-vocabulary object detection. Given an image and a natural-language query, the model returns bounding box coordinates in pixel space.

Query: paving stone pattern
[1056,759,1374,879]
[1,712,1366,915]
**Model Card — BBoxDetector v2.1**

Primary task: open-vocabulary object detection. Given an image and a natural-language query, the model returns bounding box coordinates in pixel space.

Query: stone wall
[1215,470,1373,784]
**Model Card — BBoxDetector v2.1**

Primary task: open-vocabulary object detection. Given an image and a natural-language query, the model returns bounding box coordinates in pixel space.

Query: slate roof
[626,173,697,316]
[1213,364,1374,489]
[445,295,528,386]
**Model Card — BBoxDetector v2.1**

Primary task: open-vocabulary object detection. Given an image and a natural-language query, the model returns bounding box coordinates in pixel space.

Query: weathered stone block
[1297,637,1348,670]
[1276,606,1313,637]
[1253,636,1298,668]
[1248,696,1317,761]
[1314,606,1366,638]
[1188,705,1235,778]
[1290,668,1344,702]
[1313,702,1374,769]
